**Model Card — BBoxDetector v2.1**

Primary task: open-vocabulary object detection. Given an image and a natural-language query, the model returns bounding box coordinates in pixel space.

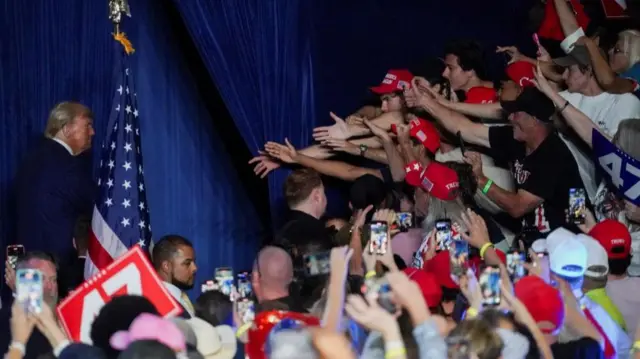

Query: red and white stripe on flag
[601,0,628,18]
[84,206,129,279]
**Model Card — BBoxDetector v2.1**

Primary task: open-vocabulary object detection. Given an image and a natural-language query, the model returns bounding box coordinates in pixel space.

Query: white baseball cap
[531,239,548,254]
[186,317,236,359]
[549,229,587,278]
[576,234,609,278]
[546,227,575,255]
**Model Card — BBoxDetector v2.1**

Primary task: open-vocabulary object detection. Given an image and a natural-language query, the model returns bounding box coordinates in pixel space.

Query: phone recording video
[201,280,218,293]
[237,272,252,299]
[303,251,331,277]
[16,269,43,314]
[449,238,469,277]
[569,188,586,224]
[435,220,453,251]
[214,267,234,297]
[369,221,389,255]
[6,245,25,270]
[395,212,413,232]
[238,298,255,323]
[479,266,501,307]
[507,250,527,282]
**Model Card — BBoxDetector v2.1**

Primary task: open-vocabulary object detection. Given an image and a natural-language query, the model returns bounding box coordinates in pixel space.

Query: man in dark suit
[14,102,95,271]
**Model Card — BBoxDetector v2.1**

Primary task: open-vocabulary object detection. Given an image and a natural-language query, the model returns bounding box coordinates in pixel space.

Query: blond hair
[44,102,93,139]
[447,319,503,359]
[618,29,640,71]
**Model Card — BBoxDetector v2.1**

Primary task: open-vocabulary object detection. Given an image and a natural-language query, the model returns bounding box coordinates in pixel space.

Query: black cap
[500,87,556,123]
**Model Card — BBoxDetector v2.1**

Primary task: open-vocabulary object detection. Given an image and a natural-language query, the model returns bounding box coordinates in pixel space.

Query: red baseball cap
[404,161,459,201]
[538,0,590,41]
[370,69,414,94]
[391,118,441,153]
[514,276,565,334]
[403,268,443,308]
[588,219,632,259]
[465,86,498,104]
[423,251,458,289]
[506,61,536,88]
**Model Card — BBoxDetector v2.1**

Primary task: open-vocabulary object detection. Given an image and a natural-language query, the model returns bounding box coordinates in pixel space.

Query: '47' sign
[593,129,640,206]
[56,246,182,343]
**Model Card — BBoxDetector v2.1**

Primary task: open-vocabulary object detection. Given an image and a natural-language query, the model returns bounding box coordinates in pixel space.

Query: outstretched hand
[247,150,280,178]
[313,112,350,142]
[264,138,298,164]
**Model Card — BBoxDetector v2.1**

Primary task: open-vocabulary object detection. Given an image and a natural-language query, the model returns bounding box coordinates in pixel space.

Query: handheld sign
[56,246,182,343]
[593,129,640,206]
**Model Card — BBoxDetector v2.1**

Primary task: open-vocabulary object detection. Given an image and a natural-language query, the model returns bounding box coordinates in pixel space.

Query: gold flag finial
[109,0,131,33]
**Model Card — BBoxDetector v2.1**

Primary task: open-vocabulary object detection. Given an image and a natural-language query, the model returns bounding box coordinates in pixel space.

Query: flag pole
[108,0,135,54]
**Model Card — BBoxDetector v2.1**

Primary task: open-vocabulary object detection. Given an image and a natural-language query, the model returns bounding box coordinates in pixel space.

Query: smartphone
[214,267,234,297]
[507,250,527,282]
[457,131,466,156]
[449,238,469,277]
[395,212,413,232]
[238,298,255,323]
[569,188,586,224]
[16,269,43,314]
[435,219,453,251]
[6,245,25,269]
[303,251,331,277]
[369,221,389,255]
[479,266,501,307]
[237,272,252,299]
[201,280,218,293]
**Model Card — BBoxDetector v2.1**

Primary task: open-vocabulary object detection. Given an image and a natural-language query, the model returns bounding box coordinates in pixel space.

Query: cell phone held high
[479,266,501,308]
[214,267,234,297]
[237,272,252,299]
[506,250,527,282]
[16,269,43,314]
[303,251,331,277]
[369,221,389,255]
[569,188,586,224]
[394,212,413,232]
[449,238,469,277]
[435,219,453,252]
[6,245,25,269]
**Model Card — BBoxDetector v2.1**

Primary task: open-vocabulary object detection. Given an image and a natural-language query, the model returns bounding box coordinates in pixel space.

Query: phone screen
[507,250,527,282]
[569,188,586,224]
[6,245,25,269]
[214,267,234,297]
[449,239,469,277]
[435,220,452,251]
[479,266,501,307]
[238,298,255,323]
[369,221,389,255]
[237,272,252,299]
[303,251,331,276]
[395,212,413,232]
[16,269,43,314]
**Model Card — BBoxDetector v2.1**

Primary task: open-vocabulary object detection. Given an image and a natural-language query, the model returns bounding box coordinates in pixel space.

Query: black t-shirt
[551,337,604,359]
[488,126,588,235]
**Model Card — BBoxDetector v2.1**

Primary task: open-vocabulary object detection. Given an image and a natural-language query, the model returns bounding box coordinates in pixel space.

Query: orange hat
[465,87,498,104]
[403,268,443,307]
[589,219,632,259]
[246,310,320,359]
[371,69,414,94]
[506,61,536,88]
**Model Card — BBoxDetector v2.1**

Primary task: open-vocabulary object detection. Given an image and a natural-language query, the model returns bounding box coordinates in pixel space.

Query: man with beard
[152,235,198,318]
[0,252,60,359]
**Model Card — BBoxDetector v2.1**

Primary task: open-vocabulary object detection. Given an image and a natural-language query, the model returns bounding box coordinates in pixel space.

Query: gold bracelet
[385,348,407,359]
[479,243,493,259]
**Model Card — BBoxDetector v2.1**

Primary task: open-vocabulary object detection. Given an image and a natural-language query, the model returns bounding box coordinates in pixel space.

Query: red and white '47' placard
[56,246,183,342]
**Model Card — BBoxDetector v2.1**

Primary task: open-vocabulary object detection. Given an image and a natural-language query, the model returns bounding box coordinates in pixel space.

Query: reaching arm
[418,96,491,148]
[298,144,333,159]
[553,0,580,38]
[584,38,638,94]
[295,154,382,182]
[355,105,383,119]
[381,138,406,182]
[477,175,543,218]
[544,89,609,147]
[344,111,405,138]
[441,101,503,120]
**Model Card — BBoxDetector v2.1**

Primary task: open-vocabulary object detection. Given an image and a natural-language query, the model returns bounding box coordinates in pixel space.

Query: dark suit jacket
[14,139,93,260]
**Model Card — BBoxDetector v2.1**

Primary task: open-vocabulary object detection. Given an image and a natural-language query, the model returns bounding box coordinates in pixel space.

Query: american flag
[85,52,153,279]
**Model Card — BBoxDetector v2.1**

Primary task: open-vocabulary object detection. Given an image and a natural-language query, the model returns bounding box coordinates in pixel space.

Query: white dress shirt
[162,281,194,316]
[52,137,74,155]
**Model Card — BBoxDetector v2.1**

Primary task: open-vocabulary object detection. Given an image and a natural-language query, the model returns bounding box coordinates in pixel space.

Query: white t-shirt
[558,91,640,201]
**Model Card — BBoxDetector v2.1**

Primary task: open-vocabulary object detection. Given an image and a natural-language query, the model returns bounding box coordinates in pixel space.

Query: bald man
[251,246,306,313]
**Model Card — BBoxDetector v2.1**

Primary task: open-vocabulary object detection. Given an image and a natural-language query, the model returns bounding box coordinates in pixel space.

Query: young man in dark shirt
[409,85,589,235]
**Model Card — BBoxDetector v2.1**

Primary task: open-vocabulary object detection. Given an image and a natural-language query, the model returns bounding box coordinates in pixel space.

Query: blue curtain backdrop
[172,0,536,223]
[0,0,263,298]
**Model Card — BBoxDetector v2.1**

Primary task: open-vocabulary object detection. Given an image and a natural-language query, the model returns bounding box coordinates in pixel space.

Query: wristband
[236,322,252,338]
[9,342,25,356]
[482,179,493,194]
[479,243,493,259]
[466,307,478,319]
[385,348,407,359]
[384,340,405,351]
[365,270,377,279]
[557,101,569,113]
[53,340,71,357]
